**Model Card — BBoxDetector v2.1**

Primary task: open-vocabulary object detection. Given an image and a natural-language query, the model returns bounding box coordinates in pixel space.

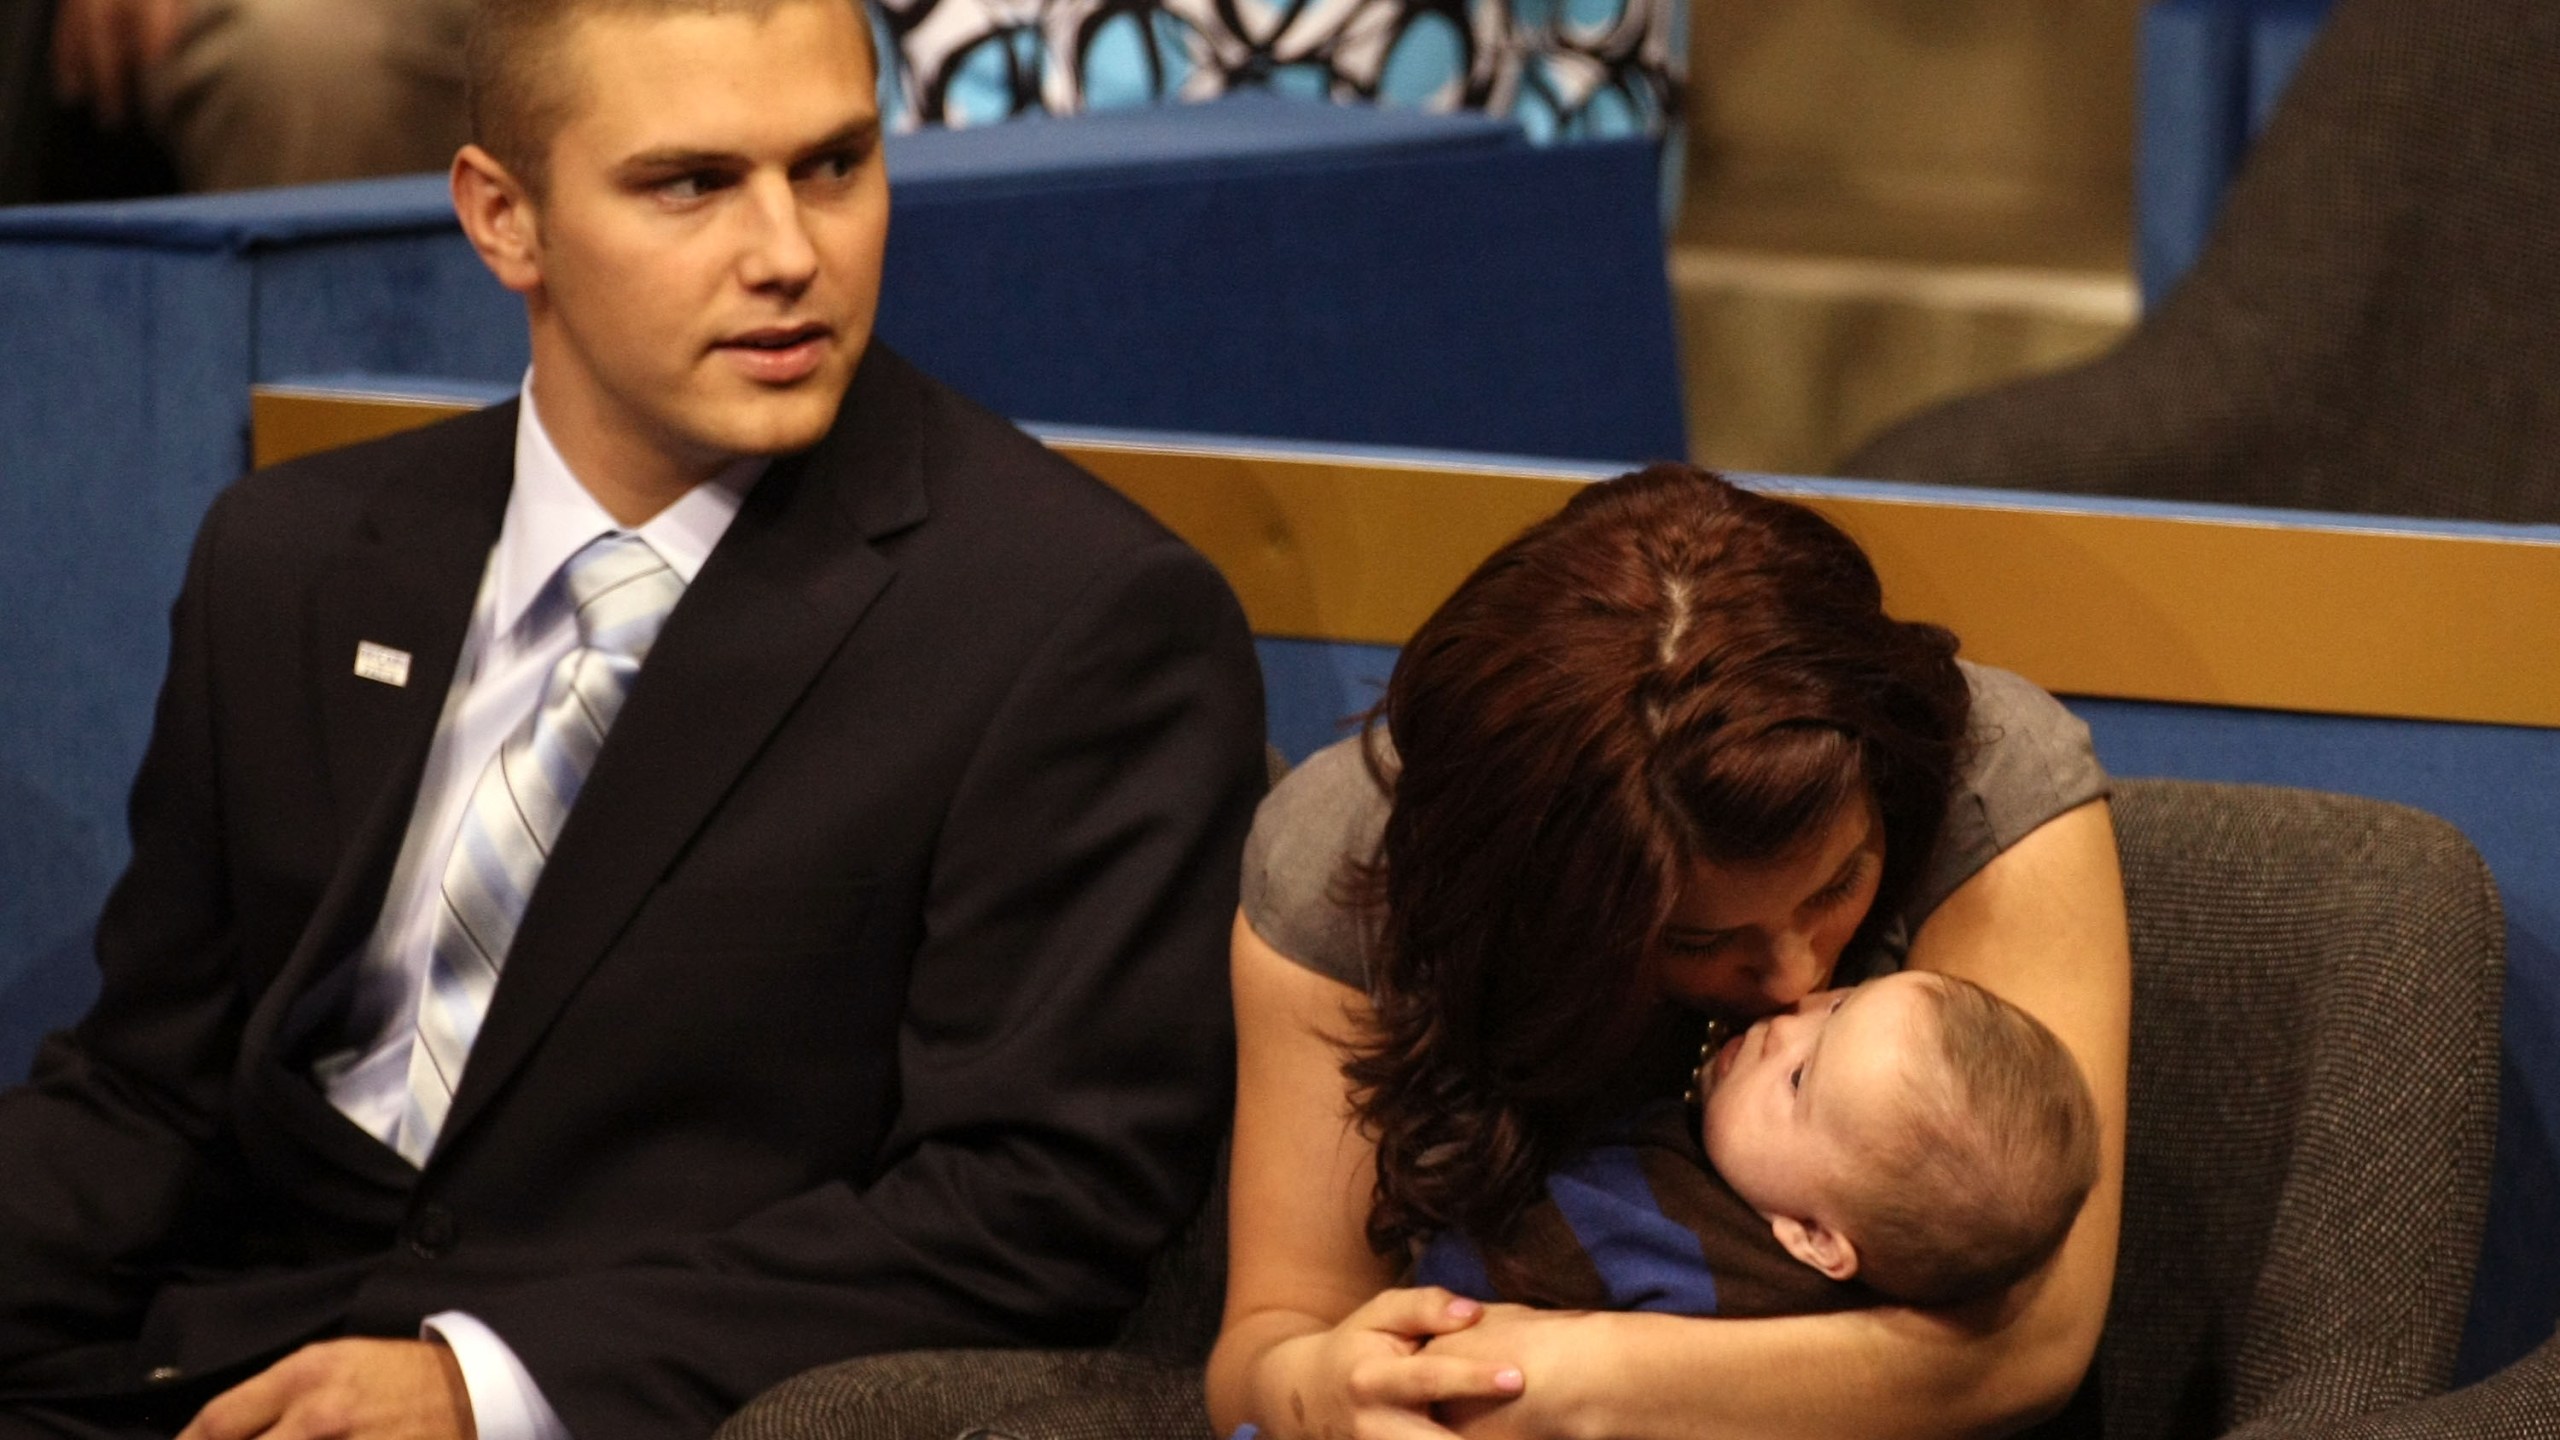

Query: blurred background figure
[1670,0,2145,481]
[1842,0,2560,525]
[5,0,468,197]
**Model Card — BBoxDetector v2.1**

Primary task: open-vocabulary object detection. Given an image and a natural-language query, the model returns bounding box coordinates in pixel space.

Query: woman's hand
[1213,917,1525,1440]
[1248,1289,1525,1440]
[1424,1304,1602,1440]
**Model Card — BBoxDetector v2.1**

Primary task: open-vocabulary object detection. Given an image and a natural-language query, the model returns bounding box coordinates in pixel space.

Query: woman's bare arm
[1209,913,1527,1440]
[1424,800,2132,1440]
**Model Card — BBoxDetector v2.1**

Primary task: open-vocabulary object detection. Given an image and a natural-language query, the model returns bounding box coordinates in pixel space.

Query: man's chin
[689,382,851,459]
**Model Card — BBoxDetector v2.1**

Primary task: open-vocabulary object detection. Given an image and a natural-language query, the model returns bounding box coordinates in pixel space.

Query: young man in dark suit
[0,0,1265,1435]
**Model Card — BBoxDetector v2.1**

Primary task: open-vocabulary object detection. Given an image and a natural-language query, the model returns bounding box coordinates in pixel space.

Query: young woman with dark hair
[1209,465,2131,1440]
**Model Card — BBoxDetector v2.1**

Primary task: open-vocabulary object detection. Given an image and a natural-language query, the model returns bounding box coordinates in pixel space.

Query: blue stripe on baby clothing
[1411,1226,1498,1300]
[1543,1143,1721,1315]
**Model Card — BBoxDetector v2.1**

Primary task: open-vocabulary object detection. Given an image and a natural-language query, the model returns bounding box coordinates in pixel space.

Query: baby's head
[1697,969,2099,1307]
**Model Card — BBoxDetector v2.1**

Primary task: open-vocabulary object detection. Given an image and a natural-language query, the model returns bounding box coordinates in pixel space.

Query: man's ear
[452,144,543,295]
[1770,1214,1861,1282]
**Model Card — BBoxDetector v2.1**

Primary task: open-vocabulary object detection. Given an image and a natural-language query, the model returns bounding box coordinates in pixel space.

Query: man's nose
[739,174,819,293]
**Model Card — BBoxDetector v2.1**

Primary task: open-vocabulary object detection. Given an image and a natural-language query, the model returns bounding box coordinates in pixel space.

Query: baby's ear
[1771,1215,1861,1281]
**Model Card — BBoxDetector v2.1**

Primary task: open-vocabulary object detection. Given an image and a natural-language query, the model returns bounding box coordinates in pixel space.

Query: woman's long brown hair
[1347,465,1970,1257]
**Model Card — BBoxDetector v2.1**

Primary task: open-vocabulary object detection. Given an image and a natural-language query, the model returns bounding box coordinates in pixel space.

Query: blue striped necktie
[394,533,685,1166]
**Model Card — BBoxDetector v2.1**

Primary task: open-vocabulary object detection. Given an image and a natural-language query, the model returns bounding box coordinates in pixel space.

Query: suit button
[410,1205,458,1259]
[145,1366,184,1387]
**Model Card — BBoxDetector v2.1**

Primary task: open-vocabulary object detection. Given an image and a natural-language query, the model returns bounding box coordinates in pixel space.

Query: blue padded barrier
[1257,637,1402,765]
[0,95,1683,1086]
[2136,0,2334,309]
[889,139,1684,459]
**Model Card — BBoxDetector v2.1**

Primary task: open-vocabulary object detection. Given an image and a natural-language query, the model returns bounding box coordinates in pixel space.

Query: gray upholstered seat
[1843,0,2560,524]
[718,779,2509,1440]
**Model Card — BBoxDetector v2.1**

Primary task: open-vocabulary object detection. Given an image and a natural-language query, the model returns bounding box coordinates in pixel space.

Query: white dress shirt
[307,377,761,1440]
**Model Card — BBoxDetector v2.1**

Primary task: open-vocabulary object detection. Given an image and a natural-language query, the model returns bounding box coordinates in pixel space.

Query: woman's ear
[1771,1214,1861,1281]
[451,144,543,295]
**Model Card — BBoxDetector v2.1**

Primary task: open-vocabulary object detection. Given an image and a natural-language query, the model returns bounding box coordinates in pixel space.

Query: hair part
[1839,974,2101,1307]
[466,0,879,196]
[1345,464,1971,1256]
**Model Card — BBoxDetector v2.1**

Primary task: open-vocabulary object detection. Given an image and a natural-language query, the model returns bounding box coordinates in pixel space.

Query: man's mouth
[715,324,834,382]
[725,324,829,349]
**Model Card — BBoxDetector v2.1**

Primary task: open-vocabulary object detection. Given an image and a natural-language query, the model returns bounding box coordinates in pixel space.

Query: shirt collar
[493,372,766,640]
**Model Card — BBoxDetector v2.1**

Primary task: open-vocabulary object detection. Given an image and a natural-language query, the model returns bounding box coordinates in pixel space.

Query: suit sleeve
[0,490,248,1373]
[473,537,1265,1439]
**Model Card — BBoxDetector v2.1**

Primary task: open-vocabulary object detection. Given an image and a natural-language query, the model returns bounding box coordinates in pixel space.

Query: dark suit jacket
[0,345,1265,1438]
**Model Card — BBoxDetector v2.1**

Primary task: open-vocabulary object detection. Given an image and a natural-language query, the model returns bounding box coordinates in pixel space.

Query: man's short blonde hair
[465,0,878,196]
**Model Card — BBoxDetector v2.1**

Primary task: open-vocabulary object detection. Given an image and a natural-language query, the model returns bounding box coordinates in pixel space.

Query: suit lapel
[237,404,513,1169]
[438,348,931,1151]
[311,402,517,850]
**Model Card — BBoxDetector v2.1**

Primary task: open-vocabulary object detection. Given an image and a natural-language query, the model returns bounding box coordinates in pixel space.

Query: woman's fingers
[1349,1286,1490,1340]
[1236,1291,1521,1440]
[1352,1352,1527,1409]
[1345,1407,1471,1440]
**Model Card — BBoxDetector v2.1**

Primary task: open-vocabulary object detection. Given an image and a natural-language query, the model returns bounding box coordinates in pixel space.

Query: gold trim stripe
[251,388,496,470]
[250,386,2560,730]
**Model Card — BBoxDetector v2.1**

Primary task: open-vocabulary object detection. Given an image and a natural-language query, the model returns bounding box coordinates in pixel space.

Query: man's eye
[657,172,724,201]
[805,149,861,181]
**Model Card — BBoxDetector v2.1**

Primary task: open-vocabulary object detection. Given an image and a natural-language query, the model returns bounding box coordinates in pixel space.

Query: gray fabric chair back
[2224,1329,2560,1439]
[1846,0,2560,523]
[2081,780,2502,1438]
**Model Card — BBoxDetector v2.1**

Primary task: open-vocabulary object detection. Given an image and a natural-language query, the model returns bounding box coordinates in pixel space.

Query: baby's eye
[1789,1065,1804,1091]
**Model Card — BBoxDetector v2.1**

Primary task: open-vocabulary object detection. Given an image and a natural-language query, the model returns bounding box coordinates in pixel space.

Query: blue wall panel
[1256,637,1399,764]
[253,233,527,384]
[2138,0,2249,309]
[2137,0,2336,309]
[0,248,254,1079]
[886,140,1685,462]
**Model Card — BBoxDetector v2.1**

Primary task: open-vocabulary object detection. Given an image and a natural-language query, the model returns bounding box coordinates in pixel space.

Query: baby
[1413,970,2100,1314]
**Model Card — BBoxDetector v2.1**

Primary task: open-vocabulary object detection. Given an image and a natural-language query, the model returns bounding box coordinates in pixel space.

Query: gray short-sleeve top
[1239,660,2109,991]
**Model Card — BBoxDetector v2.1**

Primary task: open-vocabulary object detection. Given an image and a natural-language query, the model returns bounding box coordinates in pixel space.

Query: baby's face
[1696,970,1940,1229]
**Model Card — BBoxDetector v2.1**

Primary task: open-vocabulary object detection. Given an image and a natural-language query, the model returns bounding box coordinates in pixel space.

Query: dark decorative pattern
[864,0,1682,141]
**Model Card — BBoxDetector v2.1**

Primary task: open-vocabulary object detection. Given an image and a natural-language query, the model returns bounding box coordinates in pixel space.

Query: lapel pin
[354,641,413,689]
